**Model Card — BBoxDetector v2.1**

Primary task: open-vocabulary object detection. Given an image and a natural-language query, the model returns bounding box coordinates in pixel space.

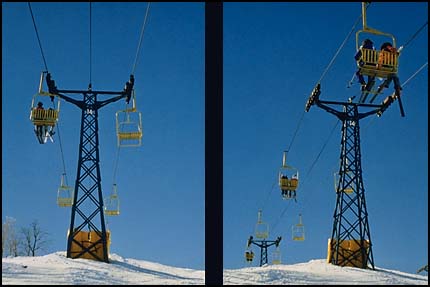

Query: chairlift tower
[247,235,282,267]
[305,83,403,269]
[46,73,134,263]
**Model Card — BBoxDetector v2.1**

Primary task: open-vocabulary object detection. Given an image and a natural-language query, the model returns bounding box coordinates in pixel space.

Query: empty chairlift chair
[334,171,354,194]
[292,214,305,241]
[104,184,120,216]
[57,173,73,207]
[115,92,143,147]
[255,210,269,239]
[272,246,282,265]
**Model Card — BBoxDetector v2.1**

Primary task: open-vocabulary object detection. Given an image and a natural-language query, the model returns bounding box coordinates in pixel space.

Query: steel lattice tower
[47,73,134,263]
[247,236,282,267]
[329,104,374,269]
[305,83,402,269]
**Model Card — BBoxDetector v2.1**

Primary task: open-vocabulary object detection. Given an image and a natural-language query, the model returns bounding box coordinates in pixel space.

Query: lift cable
[55,117,70,185]
[28,2,49,72]
[316,4,367,85]
[402,61,429,86]
[259,181,276,212]
[131,2,151,76]
[400,21,428,51]
[112,143,122,185]
[285,110,305,154]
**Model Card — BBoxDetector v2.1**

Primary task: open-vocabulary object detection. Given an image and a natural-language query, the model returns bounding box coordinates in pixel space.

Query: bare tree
[21,220,50,257]
[2,216,20,257]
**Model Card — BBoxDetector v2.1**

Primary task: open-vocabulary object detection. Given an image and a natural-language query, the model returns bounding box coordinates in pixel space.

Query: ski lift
[255,210,269,239]
[245,236,254,263]
[245,248,254,263]
[104,184,120,216]
[115,91,143,147]
[355,2,399,80]
[292,214,305,241]
[279,151,299,200]
[29,72,60,144]
[272,246,281,265]
[57,173,73,207]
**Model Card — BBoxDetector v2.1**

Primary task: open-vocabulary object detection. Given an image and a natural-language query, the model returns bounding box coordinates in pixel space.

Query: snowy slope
[224,259,428,285]
[2,252,428,285]
[2,252,204,285]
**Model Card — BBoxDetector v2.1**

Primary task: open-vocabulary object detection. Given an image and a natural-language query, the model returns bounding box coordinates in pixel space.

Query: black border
[205,2,223,285]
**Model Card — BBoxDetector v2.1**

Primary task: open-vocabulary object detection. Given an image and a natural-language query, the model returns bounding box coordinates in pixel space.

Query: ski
[347,73,356,89]
[359,79,376,103]
[34,127,44,144]
[397,94,405,117]
[369,85,384,103]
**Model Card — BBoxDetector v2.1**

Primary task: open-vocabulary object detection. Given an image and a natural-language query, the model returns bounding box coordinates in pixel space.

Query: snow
[2,252,428,285]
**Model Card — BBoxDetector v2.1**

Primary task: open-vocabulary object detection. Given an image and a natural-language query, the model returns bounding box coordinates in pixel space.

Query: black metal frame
[247,236,282,267]
[305,83,403,269]
[47,73,133,263]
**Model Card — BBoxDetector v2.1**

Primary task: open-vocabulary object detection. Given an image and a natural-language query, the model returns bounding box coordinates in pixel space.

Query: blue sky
[2,2,204,270]
[2,2,428,276]
[224,2,428,275]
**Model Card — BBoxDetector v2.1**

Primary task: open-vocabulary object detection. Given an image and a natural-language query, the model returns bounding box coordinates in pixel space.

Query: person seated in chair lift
[34,102,47,137]
[376,42,402,97]
[354,38,376,91]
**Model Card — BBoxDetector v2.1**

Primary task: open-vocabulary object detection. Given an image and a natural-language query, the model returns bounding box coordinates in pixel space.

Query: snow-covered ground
[223,260,428,285]
[2,252,428,285]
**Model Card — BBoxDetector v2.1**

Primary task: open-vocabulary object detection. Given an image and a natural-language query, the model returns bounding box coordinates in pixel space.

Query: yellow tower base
[327,238,370,268]
[69,230,111,261]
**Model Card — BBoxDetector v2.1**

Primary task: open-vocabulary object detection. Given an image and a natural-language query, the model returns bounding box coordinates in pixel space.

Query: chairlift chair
[255,210,269,239]
[279,151,299,200]
[355,3,399,80]
[104,184,120,216]
[272,246,282,265]
[115,91,143,147]
[30,72,60,144]
[57,173,73,207]
[334,171,354,194]
[245,248,254,263]
[292,214,305,241]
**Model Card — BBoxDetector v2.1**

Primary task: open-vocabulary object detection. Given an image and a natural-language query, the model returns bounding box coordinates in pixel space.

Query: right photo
[223,2,428,285]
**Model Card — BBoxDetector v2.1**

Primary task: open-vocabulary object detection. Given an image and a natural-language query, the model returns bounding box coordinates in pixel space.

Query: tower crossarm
[46,73,134,110]
[316,99,382,121]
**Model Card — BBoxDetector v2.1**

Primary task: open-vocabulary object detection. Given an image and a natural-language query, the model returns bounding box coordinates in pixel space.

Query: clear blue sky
[2,2,204,270]
[224,2,428,275]
[2,2,428,276]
